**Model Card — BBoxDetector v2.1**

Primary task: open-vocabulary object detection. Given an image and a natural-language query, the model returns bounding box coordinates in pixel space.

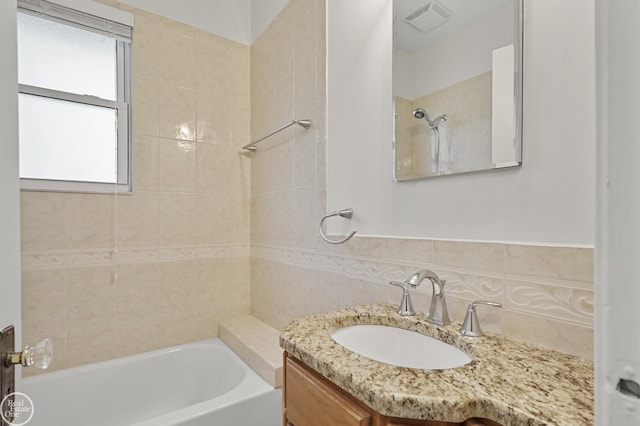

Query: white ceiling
[117,0,288,45]
[394,0,514,52]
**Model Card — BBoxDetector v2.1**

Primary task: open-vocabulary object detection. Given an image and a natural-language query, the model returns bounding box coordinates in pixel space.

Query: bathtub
[21,339,282,426]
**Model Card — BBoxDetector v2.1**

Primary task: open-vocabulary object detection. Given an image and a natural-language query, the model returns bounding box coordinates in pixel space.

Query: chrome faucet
[408,269,451,326]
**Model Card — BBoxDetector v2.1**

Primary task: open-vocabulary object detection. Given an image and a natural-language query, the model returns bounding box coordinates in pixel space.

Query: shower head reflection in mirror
[412,107,448,173]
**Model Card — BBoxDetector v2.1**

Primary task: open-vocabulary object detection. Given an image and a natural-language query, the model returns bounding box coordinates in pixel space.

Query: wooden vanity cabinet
[283,353,502,426]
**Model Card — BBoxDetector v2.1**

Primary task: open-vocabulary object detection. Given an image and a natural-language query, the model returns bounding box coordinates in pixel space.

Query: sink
[331,325,472,370]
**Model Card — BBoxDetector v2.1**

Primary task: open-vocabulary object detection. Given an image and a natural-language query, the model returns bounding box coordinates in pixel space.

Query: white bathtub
[21,339,282,426]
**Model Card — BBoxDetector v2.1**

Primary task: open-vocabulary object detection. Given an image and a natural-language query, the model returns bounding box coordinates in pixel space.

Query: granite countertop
[279,303,594,425]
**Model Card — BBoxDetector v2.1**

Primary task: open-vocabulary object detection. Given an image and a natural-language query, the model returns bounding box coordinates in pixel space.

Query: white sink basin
[331,325,472,370]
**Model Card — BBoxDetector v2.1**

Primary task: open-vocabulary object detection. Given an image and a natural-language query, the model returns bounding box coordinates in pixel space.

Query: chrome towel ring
[319,208,357,244]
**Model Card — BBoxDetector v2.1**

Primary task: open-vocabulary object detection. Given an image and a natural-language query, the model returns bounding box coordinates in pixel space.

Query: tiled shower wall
[250,0,594,359]
[395,72,493,179]
[20,3,251,373]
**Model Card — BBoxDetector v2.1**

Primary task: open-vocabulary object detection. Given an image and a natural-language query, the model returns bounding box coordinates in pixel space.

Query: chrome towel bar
[319,208,357,244]
[242,119,312,152]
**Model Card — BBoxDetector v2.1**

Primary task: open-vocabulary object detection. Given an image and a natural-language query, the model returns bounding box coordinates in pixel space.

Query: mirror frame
[392,0,524,181]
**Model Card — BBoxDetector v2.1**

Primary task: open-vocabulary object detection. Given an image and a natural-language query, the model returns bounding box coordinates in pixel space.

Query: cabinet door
[285,357,371,426]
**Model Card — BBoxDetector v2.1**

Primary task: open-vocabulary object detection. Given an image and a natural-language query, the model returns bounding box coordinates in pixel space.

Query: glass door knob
[6,338,53,369]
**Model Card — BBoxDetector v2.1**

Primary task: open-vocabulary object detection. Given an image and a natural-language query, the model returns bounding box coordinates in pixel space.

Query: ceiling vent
[403,1,451,33]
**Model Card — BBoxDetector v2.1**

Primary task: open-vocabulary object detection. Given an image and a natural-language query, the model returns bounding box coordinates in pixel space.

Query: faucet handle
[459,300,502,337]
[389,281,416,316]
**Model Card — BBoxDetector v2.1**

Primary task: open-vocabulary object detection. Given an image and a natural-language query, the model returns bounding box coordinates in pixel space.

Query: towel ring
[319,208,357,244]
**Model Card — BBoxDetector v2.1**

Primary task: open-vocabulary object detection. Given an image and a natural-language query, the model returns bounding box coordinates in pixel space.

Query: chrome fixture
[405,269,450,326]
[242,119,312,152]
[389,280,416,316]
[459,300,503,337]
[412,107,447,130]
[1,325,52,418]
[319,208,357,244]
[412,108,447,173]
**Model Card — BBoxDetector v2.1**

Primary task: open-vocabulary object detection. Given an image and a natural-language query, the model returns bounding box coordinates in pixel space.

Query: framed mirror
[393,0,523,180]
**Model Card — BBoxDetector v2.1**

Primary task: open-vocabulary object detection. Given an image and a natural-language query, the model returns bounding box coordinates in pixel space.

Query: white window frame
[17,0,133,193]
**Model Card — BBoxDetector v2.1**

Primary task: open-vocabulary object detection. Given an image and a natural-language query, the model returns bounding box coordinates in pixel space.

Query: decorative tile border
[22,244,250,270]
[506,280,594,325]
[251,243,593,327]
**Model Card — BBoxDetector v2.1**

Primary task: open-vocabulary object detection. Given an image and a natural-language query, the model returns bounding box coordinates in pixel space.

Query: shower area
[20,1,253,373]
[19,0,328,379]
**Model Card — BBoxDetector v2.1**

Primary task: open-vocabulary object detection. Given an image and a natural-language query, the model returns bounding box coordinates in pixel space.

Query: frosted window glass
[17,12,117,100]
[19,94,118,184]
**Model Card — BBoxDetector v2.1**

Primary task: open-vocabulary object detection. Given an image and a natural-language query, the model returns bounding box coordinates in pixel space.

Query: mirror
[393,0,522,180]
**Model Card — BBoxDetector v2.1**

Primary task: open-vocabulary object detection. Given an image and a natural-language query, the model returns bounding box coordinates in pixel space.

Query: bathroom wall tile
[66,267,120,323]
[273,189,295,247]
[65,193,114,250]
[158,85,197,141]
[345,237,434,264]
[196,92,230,145]
[263,132,294,192]
[293,0,317,65]
[293,124,317,188]
[292,187,317,249]
[196,142,232,195]
[506,244,594,282]
[250,194,265,244]
[131,32,159,83]
[66,319,132,366]
[158,138,197,193]
[158,193,198,245]
[505,279,594,325]
[229,99,251,152]
[195,194,249,245]
[21,269,66,339]
[132,135,159,192]
[433,240,506,273]
[228,197,251,244]
[157,34,197,91]
[115,191,159,247]
[196,193,230,244]
[275,74,295,126]
[111,262,164,323]
[435,269,505,304]
[293,56,317,119]
[502,310,594,360]
[20,191,67,251]
[132,77,158,137]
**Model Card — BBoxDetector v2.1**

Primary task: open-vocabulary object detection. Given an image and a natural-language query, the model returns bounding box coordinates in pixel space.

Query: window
[17,0,133,192]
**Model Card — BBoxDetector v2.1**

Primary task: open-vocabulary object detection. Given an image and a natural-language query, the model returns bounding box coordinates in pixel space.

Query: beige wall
[250,0,594,360]
[20,3,251,374]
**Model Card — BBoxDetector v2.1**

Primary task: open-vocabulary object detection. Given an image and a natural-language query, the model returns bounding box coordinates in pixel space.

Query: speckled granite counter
[279,303,593,425]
